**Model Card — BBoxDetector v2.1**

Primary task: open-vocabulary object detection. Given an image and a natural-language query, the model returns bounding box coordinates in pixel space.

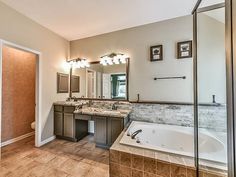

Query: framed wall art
[177,41,192,59]
[150,45,163,61]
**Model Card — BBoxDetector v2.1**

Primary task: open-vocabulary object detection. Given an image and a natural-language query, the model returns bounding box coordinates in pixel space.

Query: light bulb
[106,57,113,65]
[120,55,127,64]
[72,61,77,68]
[100,58,106,65]
[85,63,90,67]
[85,60,90,67]
[76,61,81,68]
[113,56,120,64]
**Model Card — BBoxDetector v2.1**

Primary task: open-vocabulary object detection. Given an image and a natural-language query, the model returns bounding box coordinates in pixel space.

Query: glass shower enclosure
[192,0,234,176]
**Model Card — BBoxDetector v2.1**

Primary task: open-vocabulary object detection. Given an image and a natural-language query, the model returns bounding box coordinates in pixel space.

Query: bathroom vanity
[54,57,131,148]
[53,102,130,148]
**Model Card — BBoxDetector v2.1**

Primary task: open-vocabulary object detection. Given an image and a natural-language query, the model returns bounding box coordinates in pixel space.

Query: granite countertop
[54,101,88,107]
[74,107,131,118]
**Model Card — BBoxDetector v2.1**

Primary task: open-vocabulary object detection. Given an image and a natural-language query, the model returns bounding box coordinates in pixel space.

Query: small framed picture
[150,45,163,62]
[177,41,192,59]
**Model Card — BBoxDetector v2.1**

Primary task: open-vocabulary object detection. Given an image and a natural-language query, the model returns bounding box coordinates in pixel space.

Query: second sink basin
[103,110,120,115]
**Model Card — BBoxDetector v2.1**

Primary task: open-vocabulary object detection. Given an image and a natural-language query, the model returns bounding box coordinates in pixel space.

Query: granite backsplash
[129,103,227,132]
[75,100,227,132]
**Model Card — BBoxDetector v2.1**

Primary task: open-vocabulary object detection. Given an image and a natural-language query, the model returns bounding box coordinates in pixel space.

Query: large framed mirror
[69,58,129,100]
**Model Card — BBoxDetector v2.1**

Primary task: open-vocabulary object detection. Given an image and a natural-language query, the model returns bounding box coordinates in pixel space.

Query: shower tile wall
[130,103,226,132]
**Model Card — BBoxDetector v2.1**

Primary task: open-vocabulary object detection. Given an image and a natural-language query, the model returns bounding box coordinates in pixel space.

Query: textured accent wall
[130,103,227,132]
[2,46,36,142]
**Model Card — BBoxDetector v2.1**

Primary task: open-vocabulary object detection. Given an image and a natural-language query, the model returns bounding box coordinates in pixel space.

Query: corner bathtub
[120,121,226,164]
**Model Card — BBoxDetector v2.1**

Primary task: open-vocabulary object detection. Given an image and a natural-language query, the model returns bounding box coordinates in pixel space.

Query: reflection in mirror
[71,62,127,100]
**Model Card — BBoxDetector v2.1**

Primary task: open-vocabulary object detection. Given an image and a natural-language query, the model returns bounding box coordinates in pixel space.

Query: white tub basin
[120,121,227,164]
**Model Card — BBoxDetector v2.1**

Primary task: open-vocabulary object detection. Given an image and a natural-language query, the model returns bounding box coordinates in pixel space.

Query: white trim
[0,40,2,151]
[38,136,56,147]
[0,132,35,147]
[0,39,42,149]
[0,40,41,55]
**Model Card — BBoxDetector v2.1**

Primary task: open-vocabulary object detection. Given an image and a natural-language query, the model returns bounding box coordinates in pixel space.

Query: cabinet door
[108,118,123,146]
[94,116,107,145]
[63,113,74,138]
[54,112,63,136]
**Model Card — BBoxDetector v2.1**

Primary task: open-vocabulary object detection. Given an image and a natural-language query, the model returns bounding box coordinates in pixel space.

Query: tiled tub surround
[110,132,227,177]
[130,103,227,132]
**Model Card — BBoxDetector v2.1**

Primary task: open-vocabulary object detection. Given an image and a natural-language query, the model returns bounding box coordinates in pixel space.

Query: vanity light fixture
[68,58,90,68]
[100,53,128,66]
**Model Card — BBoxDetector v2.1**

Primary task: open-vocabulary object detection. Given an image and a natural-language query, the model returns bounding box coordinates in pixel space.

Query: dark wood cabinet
[54,112,63,136]
[54,105,77,141]
[107,117,124,146]
[63,113,75,138]
[94,116,107,148]
[94,116,128,148]
[54,105,129,147]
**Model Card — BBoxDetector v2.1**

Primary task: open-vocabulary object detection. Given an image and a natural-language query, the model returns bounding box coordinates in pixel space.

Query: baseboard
[38,135,56,147]
[0,131,35,147]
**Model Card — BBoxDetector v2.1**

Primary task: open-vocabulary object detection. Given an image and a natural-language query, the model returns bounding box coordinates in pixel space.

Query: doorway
[86,69,96,98]
[0,40,41,154]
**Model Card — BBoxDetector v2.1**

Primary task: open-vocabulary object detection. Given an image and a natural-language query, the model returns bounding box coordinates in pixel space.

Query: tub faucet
[131,129,142,139]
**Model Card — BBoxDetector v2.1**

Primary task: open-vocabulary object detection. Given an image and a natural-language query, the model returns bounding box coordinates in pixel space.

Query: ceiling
[5,0,226,41]
[0,0,199,41]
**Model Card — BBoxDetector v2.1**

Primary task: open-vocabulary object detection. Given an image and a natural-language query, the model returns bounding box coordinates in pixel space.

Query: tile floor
[0,135,109,177]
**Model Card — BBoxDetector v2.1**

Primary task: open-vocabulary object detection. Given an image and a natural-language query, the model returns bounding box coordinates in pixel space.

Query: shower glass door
[196,2,228,176]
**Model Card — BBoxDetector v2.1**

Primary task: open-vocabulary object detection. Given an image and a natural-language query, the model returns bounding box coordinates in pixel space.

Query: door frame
[0,39,42,148]
[85,68,97,98]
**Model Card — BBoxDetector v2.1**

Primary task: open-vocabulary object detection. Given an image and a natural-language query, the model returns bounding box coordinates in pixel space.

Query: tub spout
[131,129,142,139]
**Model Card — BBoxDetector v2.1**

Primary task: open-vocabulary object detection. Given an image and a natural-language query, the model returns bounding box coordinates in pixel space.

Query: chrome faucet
[88,100,92,107]
[131,129,142,139]
[112,104,117,110]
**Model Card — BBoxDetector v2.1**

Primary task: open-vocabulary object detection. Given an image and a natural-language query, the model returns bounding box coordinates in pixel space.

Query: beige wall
[70,16,194,102]
[0,2,70,142]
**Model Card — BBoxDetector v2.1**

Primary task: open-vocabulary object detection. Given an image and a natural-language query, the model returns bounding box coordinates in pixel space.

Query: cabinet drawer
[64,106,75,113]
[75,114,91,120]
[54,105,63,112]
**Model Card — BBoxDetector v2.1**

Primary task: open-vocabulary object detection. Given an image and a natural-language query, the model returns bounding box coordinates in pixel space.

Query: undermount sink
[103,110,120,114]
[83,107,122,115]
